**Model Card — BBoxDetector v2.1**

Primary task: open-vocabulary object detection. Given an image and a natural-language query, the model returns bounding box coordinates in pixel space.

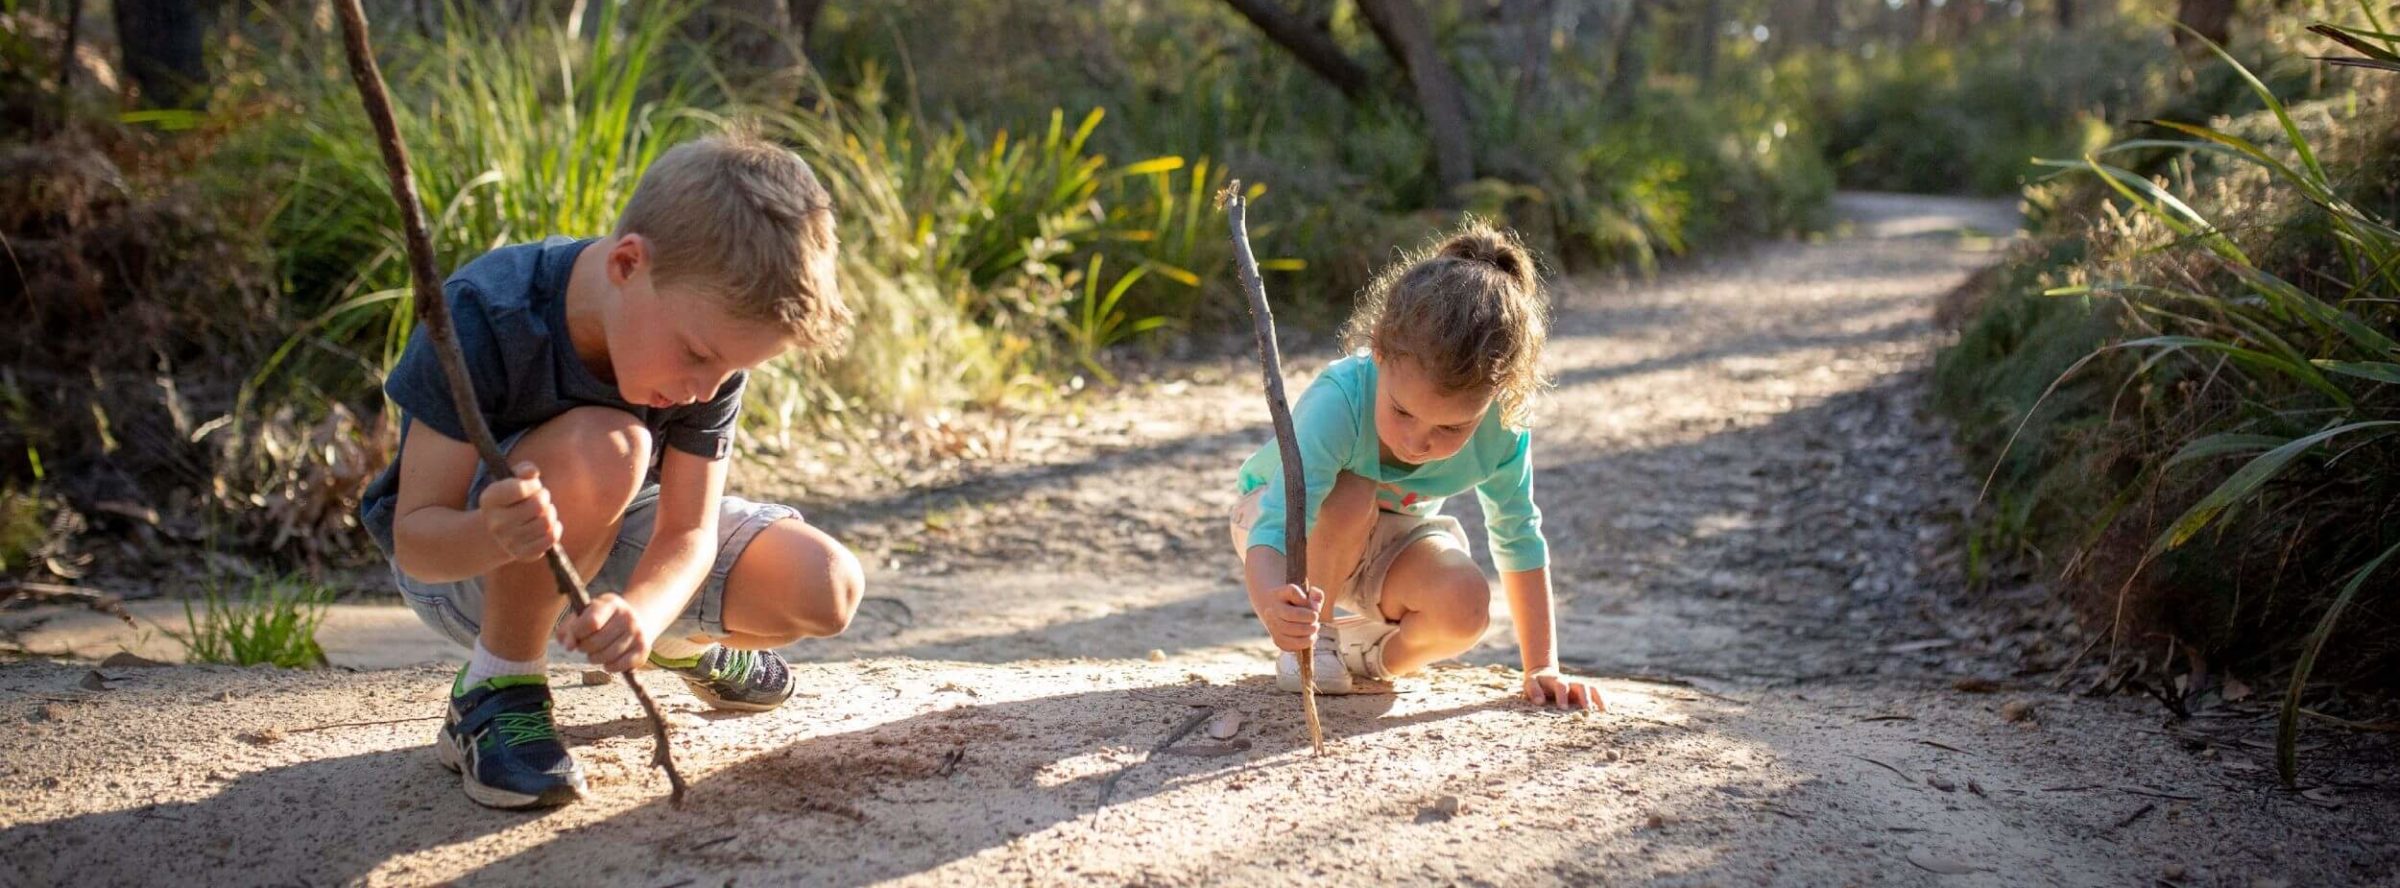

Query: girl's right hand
[479,462,563,563]
[1260,583,1325,652]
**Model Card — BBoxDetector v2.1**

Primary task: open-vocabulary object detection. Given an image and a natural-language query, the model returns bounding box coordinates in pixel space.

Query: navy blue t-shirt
[357,237,745,558]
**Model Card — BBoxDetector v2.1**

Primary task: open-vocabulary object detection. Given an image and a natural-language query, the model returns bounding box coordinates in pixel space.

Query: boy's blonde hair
[616,129,852,354]
[1341,221,1549,428]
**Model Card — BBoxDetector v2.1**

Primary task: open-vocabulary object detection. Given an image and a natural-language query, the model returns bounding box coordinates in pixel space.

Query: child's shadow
[465,677,1518,886]
[0,679,1518,887]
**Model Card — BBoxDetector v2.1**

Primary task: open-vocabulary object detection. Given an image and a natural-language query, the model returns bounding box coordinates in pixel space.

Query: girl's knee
[1425,569,1491,633]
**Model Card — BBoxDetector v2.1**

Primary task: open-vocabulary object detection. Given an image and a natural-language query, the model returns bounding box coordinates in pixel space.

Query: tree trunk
[1357,0,1476,195]
[2174,0,2236,50]
[680,0,801,105]
[1814,0,1843,46]
[1605,0,1650,106]
[1944,0,1985,37]
[1913,0,1935,42]
[2056,0,2076,30]
[791,0,824,45]
[1217,0,1375,101]
[1502,0,1554,109]
[1690,0,1721,86]
[115,0,209,110]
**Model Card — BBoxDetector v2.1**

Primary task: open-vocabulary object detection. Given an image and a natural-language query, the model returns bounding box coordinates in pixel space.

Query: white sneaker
[1275,636,1355,695]
[1330,614,1401,680]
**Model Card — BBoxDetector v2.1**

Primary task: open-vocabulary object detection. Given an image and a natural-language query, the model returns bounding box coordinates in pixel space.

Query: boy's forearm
[392,507,512,583]
[1501,566,1559,673]
[616,527,715,630]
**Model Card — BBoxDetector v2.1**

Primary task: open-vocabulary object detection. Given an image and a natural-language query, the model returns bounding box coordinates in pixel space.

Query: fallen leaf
[2222,677,2253,703]
[1906,848,1985,874]
[99,652,170,669]
[1205,709,1244,740]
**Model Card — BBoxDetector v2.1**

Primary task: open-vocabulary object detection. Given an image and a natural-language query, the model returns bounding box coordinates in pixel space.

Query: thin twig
[1220,180,1323,755]
[287,714,444,734]
[2108,802,2156,832]
[330,0,685,807]
[1854,755,1912,782]
[1093,708,1215,823]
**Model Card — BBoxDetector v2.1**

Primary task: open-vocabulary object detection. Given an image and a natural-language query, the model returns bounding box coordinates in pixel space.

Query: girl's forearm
[1501,566,1559,672]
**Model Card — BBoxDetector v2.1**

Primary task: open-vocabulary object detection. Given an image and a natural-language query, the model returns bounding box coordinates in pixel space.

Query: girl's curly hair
[1340,221,1549,428]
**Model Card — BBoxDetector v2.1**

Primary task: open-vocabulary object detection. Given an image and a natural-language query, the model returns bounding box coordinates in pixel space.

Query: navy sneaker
[651,645,795,712]
[435,673,586,809]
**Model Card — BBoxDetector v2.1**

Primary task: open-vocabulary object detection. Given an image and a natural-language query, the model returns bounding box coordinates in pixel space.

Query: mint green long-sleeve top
[1236,353,1548,572]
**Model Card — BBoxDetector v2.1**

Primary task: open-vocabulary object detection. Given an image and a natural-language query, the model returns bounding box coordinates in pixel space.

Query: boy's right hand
[1258,583,1325,652]
[479,462,563,562]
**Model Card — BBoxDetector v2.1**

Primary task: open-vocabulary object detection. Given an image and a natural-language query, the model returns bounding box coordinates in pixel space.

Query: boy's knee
[527,407,651,505]
[811,543,866,636]
[547,406,652,468]
[737,521,865,641]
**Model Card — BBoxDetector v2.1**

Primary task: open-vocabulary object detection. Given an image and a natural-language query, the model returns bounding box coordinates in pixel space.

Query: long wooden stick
[330,0,687,807]
[1221,181,1325,754]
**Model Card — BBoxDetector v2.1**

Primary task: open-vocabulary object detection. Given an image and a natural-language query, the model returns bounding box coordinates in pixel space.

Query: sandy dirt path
[5,193,2396,887]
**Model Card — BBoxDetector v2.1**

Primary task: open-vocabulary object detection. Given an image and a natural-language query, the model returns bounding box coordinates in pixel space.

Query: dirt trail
[6,193,2398,887]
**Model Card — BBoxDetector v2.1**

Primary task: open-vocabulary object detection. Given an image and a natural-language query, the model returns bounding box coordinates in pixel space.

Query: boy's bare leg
[717,519,866,649]
[1371,539,1493,675]
[476,407,651,661]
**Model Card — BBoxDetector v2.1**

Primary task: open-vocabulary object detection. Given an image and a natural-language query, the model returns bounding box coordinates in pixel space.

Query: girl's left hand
[1523,667,1604,712]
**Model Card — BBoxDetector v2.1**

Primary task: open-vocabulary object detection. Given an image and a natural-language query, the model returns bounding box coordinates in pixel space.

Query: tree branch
[1218,0,1374,101]
[1221,181,1325,754]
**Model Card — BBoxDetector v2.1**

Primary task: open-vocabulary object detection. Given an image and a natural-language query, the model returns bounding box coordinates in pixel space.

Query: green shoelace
[490,710,558,746]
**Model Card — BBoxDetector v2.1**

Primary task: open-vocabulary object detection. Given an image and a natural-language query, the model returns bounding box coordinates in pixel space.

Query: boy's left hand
[1523,667,1605,712]
[557,593,660,674]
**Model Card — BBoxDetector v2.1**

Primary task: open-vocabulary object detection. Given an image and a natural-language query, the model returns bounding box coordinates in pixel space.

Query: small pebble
[2000,700,2035,723]
[1927,774,1956,792]
[582,670,612,686]
[1205,710,1244,740]
[1146,649,1166,663]
[2163,863,2187,880]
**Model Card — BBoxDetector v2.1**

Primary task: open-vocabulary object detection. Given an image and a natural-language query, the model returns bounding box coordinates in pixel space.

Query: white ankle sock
[460,641,546,692]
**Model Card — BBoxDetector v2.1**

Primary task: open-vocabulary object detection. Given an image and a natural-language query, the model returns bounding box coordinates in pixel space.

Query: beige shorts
[1228,485,1470,620]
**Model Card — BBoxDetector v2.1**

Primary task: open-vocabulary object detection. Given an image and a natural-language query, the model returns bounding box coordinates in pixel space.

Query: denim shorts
[389,437,801,649]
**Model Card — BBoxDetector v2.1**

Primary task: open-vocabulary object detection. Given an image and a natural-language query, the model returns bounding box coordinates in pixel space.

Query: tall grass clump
[1935,15,2398,783]
[179,574,335,668]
